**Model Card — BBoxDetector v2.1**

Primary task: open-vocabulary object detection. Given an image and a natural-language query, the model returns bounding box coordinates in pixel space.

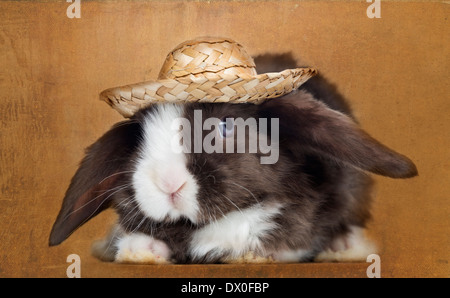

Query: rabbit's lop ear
[49,120,142,246]
[261,90,418,178]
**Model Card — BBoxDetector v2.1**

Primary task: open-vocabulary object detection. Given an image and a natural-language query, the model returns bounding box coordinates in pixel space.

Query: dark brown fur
[49,86,417,264]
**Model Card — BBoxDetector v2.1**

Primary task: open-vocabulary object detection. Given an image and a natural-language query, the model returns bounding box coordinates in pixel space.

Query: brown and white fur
[49,83,417,264]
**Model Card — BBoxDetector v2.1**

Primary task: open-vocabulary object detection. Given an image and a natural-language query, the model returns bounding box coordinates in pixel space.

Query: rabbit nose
[160,179,186,206]
[167,181,186,196]
[168,182,186,204]
[156,167,188,195]
[157,177,187,195]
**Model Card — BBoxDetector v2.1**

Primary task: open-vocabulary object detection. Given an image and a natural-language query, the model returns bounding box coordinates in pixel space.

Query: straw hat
[100,37,317,118]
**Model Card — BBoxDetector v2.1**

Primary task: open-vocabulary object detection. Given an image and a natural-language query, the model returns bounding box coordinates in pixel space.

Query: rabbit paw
[114,233,172,264]
[315,226,377,262]
[224,251,275,264]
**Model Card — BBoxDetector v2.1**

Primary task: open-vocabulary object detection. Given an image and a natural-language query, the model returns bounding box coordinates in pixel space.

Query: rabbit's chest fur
[109,202,314,263]
[188,203,284,262]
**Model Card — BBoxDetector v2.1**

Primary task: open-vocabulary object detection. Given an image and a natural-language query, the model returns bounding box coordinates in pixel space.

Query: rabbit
[49,87,417,264]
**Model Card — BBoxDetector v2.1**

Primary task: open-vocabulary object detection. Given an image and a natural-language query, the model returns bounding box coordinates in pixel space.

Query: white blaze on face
[132,104,199,223]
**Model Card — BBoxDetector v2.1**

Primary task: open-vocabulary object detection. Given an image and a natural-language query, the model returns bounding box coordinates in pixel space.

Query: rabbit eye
[218,117,235,138]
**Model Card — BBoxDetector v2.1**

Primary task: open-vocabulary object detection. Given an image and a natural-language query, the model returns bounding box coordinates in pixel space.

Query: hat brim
[100,68,317,118]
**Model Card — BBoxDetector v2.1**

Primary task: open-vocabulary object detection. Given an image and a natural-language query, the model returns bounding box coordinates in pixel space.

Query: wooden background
[0,0,448,277]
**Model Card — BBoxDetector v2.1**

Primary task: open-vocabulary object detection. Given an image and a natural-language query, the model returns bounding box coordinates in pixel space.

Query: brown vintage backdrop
[0,0,448,278]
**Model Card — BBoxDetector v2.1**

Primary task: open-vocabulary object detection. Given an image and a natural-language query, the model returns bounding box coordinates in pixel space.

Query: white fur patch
[271,249,313,263]
[189,203,282,262]
[315,226,377,262]
[132,104,200,223]
[115,232,172,264]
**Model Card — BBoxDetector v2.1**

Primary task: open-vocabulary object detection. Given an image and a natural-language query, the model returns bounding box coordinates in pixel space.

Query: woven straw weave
[158,38,257,79]
[100,37,317,118]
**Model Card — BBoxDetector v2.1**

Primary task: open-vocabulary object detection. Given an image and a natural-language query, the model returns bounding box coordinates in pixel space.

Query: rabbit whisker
[229,181,260,205]
[62,183,130,223]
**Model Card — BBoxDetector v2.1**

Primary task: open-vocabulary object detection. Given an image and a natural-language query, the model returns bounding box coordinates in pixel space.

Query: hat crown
[158,37,258,80]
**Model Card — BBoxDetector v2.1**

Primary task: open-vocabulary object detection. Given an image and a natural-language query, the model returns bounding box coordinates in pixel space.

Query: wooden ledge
[79,262,370,278]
